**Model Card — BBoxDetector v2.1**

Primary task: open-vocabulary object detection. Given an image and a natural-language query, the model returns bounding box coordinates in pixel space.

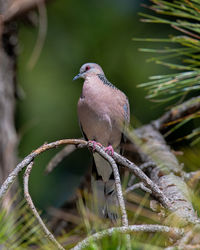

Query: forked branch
[0,138,198,249]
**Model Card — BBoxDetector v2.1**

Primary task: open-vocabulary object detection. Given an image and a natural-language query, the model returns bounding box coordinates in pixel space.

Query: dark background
[16,0,174,210]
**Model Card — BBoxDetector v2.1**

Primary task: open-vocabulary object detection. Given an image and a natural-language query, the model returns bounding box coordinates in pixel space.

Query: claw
[105,145,114,156]
[88,140,102,152]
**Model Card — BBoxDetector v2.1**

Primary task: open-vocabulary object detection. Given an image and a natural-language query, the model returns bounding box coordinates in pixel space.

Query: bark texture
[0,0,18,207]
[136,125,198,225]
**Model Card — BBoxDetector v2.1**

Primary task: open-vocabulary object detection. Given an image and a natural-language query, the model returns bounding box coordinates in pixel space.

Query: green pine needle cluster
[0,195,55,249]
[134,0,200,144]
[134,0,200,102]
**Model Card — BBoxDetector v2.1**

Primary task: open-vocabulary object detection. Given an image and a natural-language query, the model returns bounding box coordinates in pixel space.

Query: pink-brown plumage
[78,74,129,148]
[74,62,130,220]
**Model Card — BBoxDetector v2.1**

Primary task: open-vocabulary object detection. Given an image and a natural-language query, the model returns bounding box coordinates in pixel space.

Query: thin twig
[48,207,82,225]
[127,174,135,188]
[140,161,157,170]
[72,224,183,250]
[165,245,200,250]
[125,182,152,195]
[45,144,78,174]
[128,161,156,187]
[23,162,64,250]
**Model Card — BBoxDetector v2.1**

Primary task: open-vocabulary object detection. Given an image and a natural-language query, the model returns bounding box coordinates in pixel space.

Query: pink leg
[104,145,114,156]
[88,140,102,152]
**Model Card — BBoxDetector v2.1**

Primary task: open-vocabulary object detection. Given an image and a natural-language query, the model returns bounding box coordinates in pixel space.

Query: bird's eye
[85,66,90,71]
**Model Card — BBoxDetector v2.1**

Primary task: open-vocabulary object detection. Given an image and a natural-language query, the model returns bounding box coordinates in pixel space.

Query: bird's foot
[88,140,102,152]
[104,145,114,156]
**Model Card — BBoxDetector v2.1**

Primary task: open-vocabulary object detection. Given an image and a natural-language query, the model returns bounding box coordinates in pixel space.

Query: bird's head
[73,63,104,81]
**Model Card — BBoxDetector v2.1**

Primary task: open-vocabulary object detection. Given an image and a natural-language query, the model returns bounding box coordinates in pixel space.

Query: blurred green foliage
[0,195,55,249]
[15,0,190,211]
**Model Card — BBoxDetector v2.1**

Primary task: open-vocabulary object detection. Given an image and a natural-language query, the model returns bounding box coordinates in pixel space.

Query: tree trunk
[0,0,18,208]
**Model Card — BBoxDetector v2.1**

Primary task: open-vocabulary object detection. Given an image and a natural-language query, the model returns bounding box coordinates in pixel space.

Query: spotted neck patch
[97,74,117,89]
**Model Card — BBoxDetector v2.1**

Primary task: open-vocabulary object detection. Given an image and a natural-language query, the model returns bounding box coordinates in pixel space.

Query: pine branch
[134,124,199,225]
[135,0,200,102]
[134,0,200,144]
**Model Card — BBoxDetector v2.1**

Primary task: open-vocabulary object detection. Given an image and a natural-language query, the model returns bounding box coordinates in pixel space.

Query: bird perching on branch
[74,63,130,221]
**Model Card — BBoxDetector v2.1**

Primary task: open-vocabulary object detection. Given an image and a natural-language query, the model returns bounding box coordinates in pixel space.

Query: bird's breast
[78,85,124,147]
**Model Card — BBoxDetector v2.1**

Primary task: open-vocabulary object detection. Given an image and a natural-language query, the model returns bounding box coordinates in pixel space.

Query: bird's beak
[73,73,81,81]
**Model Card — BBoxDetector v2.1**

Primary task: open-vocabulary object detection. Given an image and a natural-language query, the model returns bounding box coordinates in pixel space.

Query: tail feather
[91,177,106,217]
[92,157,119,222]
[105,180,119,222]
